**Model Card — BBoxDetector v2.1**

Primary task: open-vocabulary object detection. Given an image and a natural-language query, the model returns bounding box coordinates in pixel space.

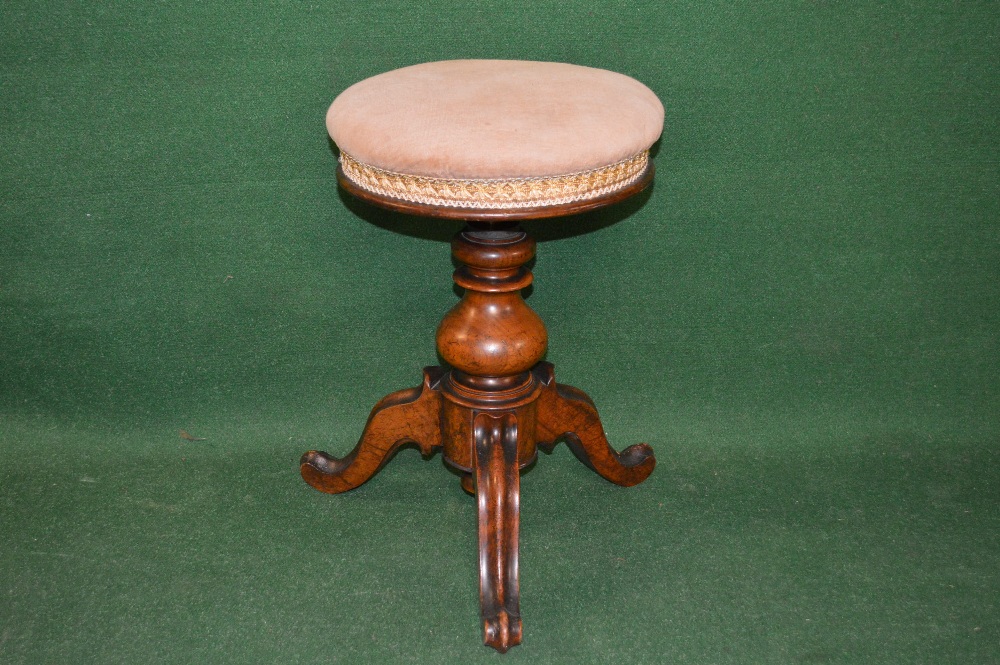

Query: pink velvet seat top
[326,60,663,210]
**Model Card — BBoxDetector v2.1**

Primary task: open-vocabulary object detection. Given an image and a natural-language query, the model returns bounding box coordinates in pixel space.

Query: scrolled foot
[561,435,655,487]
[534,362,656,487]
[483,610,523,654]
[300,449,350,481]
[474,412,523,652]
[300,367,445,494]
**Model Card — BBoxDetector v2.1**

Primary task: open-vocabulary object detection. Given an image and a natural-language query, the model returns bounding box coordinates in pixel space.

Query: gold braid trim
[339,151,649,209]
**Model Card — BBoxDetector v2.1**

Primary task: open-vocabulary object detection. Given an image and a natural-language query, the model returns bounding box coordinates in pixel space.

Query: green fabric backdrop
[2,2,997,663]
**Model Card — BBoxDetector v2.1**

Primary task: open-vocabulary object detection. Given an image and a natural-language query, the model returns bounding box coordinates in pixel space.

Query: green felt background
[2,1,998,663]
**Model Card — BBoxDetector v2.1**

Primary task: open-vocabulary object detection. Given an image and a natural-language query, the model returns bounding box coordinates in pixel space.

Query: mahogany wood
[534,363,656,486]
[300,367,445,493]
[474,412,522,652]
[437,227,547,380]
[301,175,657,653]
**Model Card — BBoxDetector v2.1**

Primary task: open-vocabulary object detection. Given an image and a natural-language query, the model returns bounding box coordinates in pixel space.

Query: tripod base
[300,362,655,653]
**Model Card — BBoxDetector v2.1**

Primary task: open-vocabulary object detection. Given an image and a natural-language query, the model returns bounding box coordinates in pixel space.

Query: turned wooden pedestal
[300,166,657,653]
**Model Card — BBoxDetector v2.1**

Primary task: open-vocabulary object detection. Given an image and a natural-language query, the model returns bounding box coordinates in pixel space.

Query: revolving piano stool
[300,60,663,653]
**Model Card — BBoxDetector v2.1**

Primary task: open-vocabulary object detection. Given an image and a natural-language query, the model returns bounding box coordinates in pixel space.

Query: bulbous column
[436,224,548,394]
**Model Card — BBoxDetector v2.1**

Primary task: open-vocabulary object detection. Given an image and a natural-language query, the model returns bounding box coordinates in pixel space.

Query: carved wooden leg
[534,363,656,487]
[300,367,445,494]
[473,412,522,653]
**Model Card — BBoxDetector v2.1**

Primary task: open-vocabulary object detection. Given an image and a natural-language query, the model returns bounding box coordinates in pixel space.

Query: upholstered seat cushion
[326,60,663,209]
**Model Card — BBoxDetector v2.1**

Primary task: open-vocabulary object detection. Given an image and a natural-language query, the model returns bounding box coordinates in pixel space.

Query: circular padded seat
[327,60,663,210]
